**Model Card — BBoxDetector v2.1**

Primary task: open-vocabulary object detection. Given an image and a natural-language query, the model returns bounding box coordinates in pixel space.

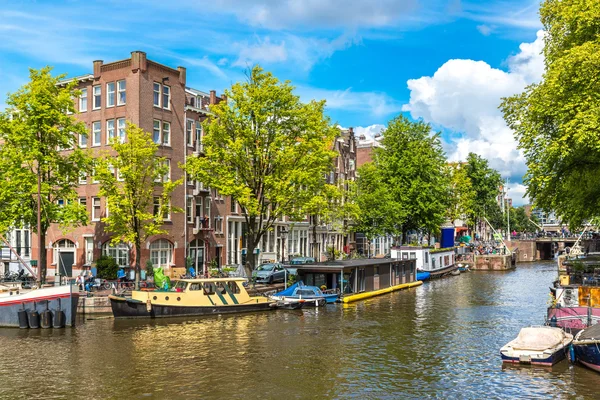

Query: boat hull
[416,271,430,281]
[0,285,79,328]
[573,342,600,372]
[500,349,567,366]
[110,295,275,319]
[547,307,600,333]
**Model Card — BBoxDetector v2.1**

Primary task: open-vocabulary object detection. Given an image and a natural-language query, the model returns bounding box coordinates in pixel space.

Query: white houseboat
[391,246,457,278]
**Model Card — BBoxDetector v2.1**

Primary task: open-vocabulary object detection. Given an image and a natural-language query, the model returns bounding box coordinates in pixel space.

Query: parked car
[252,263,294,284]
[289,257,316,265]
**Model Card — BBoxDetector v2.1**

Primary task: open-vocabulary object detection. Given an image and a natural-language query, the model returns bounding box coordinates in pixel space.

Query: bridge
[511,238,600,262]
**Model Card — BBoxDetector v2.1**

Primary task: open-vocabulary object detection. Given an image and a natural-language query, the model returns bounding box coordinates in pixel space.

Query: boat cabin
[390,246,455,273]
[292,259,416,295]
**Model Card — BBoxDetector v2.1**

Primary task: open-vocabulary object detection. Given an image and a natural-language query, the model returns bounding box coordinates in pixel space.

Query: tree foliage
[0,67,89,282]
[463,153,503,229]
[95,123,180,288]
[184,66,338,271]
[509,206,539,233]
[445,162,476,225]
[501,0,600,226]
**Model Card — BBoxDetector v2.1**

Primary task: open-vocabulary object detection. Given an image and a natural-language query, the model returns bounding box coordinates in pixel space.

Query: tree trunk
[245,233,257,278]
[135,238,141,291]
[39,230,47,285]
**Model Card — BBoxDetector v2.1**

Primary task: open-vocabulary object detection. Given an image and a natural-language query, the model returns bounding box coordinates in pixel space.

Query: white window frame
[79,133,87,148]
[117,118,126,142]
[84,236,94,265]
[117,80,126,105]
[186,119,194,147]
[92,121,101,147]
[106,82,115,108]
[205,197,211,227]
[106,119,115,144]
[153,82,161,107]
[79,172,87,184]
[162,121,170,146]
[186,197,194,224]
[163,159,171,182]
[92,197,101,221]
[196,123,202,151]
[153,119,161,144]
[93,85,101,110]
[163,85,170,110]
[79,88,88,112]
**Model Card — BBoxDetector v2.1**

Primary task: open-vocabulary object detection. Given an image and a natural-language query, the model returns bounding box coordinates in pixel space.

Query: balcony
[192,142,204,156]
[193,216,212,235]
[192,181,210,196]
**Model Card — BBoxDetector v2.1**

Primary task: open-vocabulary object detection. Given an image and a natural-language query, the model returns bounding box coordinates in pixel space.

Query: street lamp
[280,227,289,263]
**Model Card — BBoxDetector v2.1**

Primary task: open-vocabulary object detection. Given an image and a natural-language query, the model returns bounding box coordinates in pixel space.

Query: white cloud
[354,124,386,142]
[507,183,528,206]
[476,24,493,36]
[233,37,288,67]
[298,86,402,118]
[403,30,545,184]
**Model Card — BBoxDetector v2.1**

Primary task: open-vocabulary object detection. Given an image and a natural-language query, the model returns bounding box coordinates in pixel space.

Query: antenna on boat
[569,224,589,258]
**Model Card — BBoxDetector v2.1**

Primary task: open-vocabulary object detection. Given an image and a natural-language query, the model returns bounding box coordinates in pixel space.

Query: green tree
[95,123,181,289]
[463,153,503,231]
[184,66,338,274]
[446,162,476,225]
[0,67,89,283]
[501,0,600,226]
[509,206,539,233]
[353,162,400,243]
[374,115,450,243]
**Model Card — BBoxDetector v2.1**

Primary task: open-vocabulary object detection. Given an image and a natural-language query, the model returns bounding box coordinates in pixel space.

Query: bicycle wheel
[102,282,112,290]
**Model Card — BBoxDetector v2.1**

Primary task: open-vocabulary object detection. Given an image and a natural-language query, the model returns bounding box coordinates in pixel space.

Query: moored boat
[572,323,600,373]
[270,282,339,306]
[450,269,460,276]
[416,270,430,281]
[500,326,573,366]
[0,283,79,328]
[109,277,275,319]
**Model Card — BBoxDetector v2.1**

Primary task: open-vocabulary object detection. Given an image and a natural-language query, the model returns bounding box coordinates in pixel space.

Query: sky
[0,0,545,205]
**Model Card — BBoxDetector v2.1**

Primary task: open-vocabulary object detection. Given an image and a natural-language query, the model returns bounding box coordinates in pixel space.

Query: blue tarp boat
[416,271,430,281]
[573,323,600,373]
[271,282,339,306]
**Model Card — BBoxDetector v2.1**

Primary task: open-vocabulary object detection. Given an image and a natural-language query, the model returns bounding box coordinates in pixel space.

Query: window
[79,88,88,112]
[425,252,429,263]
[93,85,101,110]
[410,252,416,260]
[150,239,173,268]
[153,82,161,107]
[162,121,170,145]
[84,237,94,265]
[153,197,170,220]
[163,85,170,110]
[117,118,126,142]
[92,121,101,146]
[103,241,129,266]
[186,119,194,147]
[117,80,126,105]
[230,199,237,214]
[106,82,115,107]
[106,119,115,143]
[79,172,87,184]
[92,197,101,221]
[186,197,194,224]
[79,133,87,148]
[205,197,211,227]
[79,197,86,207]
[153,120,161,144]
[163,159,171,182]
[214,216,223,233]
[196,123,202,151]
[153,196,160,217]
[402,252,408,260]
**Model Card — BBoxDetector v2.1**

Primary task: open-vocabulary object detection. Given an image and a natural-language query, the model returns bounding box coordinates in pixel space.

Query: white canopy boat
[500,326,573,366]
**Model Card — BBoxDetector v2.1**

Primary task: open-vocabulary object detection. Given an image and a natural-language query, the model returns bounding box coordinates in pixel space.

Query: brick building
[2,51,356,279]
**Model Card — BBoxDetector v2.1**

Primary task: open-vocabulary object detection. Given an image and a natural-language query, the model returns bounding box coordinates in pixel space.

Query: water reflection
[0,262,597,399]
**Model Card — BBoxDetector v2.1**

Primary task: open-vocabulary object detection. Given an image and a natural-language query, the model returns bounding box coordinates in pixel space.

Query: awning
[456,226,469,232]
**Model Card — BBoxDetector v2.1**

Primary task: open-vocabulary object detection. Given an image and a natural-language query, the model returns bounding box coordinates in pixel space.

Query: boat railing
[322,289,339,295]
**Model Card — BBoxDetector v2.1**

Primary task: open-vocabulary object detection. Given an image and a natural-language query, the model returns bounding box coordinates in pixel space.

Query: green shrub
[96,255,118,279]
[145,260,154,277]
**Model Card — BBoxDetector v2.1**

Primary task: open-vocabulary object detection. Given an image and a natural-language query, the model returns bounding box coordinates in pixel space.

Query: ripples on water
[2,261,600,399]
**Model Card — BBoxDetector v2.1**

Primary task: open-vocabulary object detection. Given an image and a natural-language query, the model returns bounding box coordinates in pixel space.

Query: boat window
[402,253,408,260]
[297,289,315,296]
[409,252,416,260]
[216,282,227,294]
[226,281,240,294]
[174,281,188,290]
[203,283,215,295]
[189,283,202,291]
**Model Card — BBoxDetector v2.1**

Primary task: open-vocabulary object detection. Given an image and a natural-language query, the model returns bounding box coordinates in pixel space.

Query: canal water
[2,261,600,399]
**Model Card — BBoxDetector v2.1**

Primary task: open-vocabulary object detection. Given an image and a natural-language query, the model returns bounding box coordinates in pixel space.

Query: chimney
[220,93,227,103]
[177,66,186,85]
[93,60,103,78]
[131,51,147,72]
[210,90,216,105]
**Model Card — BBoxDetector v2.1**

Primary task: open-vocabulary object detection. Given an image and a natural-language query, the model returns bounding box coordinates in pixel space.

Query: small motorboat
[271,282,339,306]
[416,270,430,281]
[275,299,305,310]
[500,326,573,366]
[572,323,600,373]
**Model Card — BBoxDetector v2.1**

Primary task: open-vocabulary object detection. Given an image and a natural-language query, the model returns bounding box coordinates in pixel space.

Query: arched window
[102,241,130,267]
[188,239,204,273]
[150,239,173,268]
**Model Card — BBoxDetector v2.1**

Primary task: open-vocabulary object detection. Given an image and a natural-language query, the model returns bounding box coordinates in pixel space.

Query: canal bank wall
[471,254,516,270]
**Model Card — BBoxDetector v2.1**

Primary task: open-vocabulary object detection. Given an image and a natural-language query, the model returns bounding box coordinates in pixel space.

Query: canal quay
[2,262,599,400]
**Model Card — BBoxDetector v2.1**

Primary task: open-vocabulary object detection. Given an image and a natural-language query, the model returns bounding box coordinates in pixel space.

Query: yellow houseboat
[109,278,275,319]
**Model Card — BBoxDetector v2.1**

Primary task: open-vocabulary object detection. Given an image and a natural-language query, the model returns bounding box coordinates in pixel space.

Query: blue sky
[0,0,544,205]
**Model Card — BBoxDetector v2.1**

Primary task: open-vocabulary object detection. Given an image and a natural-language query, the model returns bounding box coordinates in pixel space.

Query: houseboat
[0,283,79,328]
[548,256,600,332]
[109,277,276,319]
[391,246,458,278]
[291,258,420,303]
